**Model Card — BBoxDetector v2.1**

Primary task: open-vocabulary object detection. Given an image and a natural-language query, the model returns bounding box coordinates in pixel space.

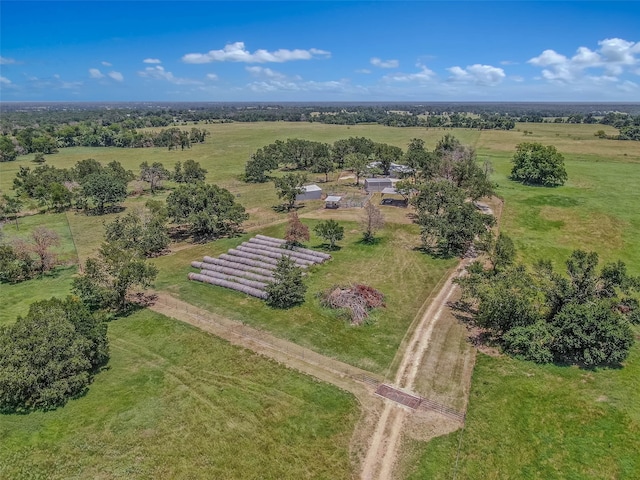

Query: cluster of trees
[166,183,248,239]
[0,226,61,283]
[104,201,170,257]
[403,135,495,257]
[0,126,207,161]
[13,158,134,213]
[458,247,639,366]
[510,142,568,187]
[73,241,159,312]
[10,157,210,216]
[245,136,404,186]
[0,297,110,413]
[596,126,640,141]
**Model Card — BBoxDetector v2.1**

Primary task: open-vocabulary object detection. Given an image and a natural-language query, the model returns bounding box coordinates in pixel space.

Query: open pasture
[2,120,640,478]
[0,309,358,479]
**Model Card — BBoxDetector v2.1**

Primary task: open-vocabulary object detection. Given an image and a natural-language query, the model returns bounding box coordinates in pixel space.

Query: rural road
[359,258,471,480]
[149,256,472,479]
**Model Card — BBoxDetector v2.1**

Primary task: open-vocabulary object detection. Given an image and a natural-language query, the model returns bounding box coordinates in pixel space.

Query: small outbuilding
[364,178,393,193]
[324,195,342,209]
[296,184,322,201]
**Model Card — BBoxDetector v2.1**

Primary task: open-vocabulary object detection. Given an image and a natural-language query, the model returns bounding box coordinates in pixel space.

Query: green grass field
[153,220,455,375]
[403,345,640,479]
[399,122,640,479]
[0,309,358,479]
[2,121,640,478]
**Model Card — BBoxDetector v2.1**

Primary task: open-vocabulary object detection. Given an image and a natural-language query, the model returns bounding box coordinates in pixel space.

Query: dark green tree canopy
[173,159,207,183]
[265,256,307,309]
[510,142,568,187]
[73,241,158,312]
[314,219,345,250]
[105,203,169,257]
[412,181,494,257]
[81,171,128,213]
[0,297,109,413]
[273,173,307,210]
[457,249,639,366]
[166,183,248,238]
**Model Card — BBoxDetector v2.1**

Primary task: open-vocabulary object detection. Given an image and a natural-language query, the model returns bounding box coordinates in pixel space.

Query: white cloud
[89,68,105,79]
[0,56,17,65]
[500,60,518,66]
[138,65,203,85]
[245,66,287,80]
[248,78,353,94]
[0,76,12,84]
[618,80,638,92]
[384,64,435,83]
[206,73,218,81]
[528,38,640,82]
[448,64,506,86]
[108,71,124,82]
[143,58,162,64]
[182,42,330,64]
[370,57,399,69]
[101,61,112,67]
[356,69,372,74]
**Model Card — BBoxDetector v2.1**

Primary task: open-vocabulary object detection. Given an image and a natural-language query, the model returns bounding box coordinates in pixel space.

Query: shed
[324,195,342,209]
[296,184,322,201]
[364,178,393,193]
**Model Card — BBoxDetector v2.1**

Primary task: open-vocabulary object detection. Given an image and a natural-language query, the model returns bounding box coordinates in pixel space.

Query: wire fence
[153,294,466,423]
[153,295,384,385]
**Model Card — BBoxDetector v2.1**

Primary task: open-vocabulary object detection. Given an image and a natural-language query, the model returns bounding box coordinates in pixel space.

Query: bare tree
[285,211,310,245]
[361,202,385,243]
[31,227,60,274]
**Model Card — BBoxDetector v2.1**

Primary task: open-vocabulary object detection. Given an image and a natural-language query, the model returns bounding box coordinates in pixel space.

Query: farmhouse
[364,177,393,193]
[296,184,322,201]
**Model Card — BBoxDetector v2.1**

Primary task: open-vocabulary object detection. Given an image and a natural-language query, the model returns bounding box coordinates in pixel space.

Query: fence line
[154,295,466,422]
[154,296,384,385]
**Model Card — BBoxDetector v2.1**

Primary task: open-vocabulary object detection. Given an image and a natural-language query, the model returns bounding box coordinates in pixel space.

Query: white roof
[381,187,398,195]
[365,178,392,184]
[302,184,322,192]
[325,196,342,202]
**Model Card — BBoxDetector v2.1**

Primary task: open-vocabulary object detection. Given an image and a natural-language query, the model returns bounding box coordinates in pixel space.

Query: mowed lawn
[0,309,359,480]
[153,220,456,376]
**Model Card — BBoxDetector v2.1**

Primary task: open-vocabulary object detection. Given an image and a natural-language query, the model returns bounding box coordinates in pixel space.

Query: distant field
[0,309,358,479]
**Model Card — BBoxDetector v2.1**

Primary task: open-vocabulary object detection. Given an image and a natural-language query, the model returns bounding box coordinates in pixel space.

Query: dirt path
[149,292,381,401]
[148,292,388,471]
[360,259,471,480]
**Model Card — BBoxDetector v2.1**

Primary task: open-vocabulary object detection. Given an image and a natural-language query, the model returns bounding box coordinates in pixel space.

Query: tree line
[0,126,207,162]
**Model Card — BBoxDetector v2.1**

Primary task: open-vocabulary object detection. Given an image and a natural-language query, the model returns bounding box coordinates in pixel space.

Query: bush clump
[320,284,385,325]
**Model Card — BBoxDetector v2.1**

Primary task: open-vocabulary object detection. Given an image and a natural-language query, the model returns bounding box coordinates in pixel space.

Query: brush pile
[320,284,385,325]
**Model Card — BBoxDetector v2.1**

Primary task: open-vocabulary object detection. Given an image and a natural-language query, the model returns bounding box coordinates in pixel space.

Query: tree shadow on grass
[313,243,342,252]
[271,204,304,214]
[355,236,383,246]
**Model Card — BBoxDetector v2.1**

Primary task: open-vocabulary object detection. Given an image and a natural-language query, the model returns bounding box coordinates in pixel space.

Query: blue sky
[1,1,639,102]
